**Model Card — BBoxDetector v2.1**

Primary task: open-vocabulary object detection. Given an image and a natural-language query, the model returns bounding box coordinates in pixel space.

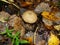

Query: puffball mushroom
[22,10,37,23]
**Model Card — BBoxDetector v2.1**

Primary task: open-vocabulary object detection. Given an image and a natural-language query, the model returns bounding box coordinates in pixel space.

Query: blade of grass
[20,40,29,44]
[15,37,20,45]
[13,32,20,39]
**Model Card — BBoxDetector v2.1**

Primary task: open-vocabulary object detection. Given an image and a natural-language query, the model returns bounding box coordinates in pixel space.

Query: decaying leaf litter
[0,0,60,45]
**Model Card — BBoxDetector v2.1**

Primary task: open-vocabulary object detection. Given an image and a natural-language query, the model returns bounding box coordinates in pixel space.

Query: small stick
[1,0,21,10]
[33,27,38,44]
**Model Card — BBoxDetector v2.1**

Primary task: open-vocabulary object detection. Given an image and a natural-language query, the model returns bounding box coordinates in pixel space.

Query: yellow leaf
[48,33,60,45]
[54,25,60,31]
[41,11,59,21]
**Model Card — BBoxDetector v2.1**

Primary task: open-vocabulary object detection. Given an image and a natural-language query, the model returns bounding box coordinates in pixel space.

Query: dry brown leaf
[8,15,25,37]
[45,24,53,30]
[21,2,32,7]
[13,16,25,37]
[0,11,10,22]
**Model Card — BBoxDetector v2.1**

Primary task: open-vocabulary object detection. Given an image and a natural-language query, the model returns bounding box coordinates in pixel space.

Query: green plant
[0,26,13,37]
[0,26,29,45]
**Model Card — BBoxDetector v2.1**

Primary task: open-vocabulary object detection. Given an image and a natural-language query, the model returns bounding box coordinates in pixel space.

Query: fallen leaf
[54,25,60,31]
[42,11,59,21]
[48,33,60,45]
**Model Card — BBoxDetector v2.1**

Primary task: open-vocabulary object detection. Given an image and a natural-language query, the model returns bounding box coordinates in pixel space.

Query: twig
[33,27,38,44]
[0,0,21,10]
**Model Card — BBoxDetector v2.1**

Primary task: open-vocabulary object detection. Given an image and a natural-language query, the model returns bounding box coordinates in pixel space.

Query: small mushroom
[22,10,37,23]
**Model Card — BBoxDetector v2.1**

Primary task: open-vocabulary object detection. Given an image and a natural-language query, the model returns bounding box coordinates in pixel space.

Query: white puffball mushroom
[22,10,37,23]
